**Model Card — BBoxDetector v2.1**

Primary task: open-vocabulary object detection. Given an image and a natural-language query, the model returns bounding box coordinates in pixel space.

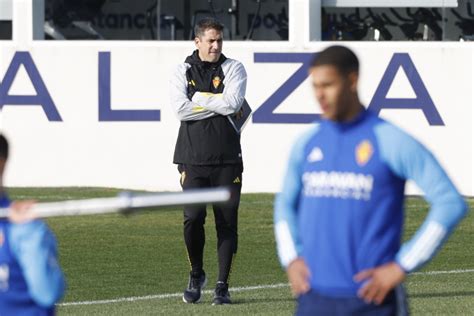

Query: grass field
[7,188,474,315]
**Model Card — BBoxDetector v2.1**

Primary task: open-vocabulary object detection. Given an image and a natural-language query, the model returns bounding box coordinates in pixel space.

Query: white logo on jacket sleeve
[302,171,373,200]
[307,147,323,162]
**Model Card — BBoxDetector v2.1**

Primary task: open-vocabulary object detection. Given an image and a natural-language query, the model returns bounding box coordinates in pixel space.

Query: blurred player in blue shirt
[0,134,65,315]
[274,46,468,315]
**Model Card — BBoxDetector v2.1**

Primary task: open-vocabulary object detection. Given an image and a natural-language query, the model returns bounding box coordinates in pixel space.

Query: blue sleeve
[9,220,66,307]
[375,123,468,272]
[274,125,319,268]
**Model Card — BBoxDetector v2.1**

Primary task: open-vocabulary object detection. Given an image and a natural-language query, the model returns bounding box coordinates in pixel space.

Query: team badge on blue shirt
[356,140,373,166]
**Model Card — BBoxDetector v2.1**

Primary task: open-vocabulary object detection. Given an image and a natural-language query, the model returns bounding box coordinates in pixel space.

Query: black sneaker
[212,281,231,305]
[182,271,207,304]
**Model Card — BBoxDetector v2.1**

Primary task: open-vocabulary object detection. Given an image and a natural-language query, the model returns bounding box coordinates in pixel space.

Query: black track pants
[179,163,242,283]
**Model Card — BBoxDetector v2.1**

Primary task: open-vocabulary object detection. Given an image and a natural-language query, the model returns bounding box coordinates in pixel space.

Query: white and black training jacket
[170,50,247,165]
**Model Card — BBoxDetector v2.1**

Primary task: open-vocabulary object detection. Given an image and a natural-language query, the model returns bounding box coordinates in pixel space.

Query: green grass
[7,188,473,315]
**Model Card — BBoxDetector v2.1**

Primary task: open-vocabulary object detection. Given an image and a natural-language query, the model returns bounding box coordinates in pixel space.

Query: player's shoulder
[291,124,321,156]
[372,115,417,146]
[175,62,191,73]
[222,57,244,67]
[222,58,246,73]
[371,115,427,161]
[172,63,192,83]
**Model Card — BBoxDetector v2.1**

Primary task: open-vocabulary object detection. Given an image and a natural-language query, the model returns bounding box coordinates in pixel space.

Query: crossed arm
[169,61,247,121]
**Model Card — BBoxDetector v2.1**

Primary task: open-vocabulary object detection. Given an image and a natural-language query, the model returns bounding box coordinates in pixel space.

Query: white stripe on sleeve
[275,221,298,268]
[400,221,446,271]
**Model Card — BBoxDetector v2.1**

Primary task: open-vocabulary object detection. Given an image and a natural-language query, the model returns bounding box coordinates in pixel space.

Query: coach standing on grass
[0,134,66,315]
[274,46,468,315]
[170,17,247,305]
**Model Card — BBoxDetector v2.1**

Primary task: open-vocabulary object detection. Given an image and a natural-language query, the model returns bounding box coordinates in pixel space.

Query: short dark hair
[310,45,359,75]
[194,17,224,38]
[0,134,8,160]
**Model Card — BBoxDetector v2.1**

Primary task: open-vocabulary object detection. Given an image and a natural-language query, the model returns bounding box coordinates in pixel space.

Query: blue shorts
[296,286,409,316]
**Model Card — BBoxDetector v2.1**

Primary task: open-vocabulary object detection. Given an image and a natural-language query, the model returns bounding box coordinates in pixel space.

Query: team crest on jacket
[212,76,221,89]
[356,140,373,166]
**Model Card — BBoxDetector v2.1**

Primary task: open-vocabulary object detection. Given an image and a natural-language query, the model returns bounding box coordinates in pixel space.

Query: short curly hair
[311,45,359,75]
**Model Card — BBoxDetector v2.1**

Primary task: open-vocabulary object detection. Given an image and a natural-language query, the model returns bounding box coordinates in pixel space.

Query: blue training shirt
[0,194,66,315]
[274,109,468,297]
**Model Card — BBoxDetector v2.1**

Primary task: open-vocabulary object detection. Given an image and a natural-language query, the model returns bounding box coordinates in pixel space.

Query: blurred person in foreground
[274,45,468,315]
[0,134,65,315]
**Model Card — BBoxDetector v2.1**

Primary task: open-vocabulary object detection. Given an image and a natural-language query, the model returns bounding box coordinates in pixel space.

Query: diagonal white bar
[0,187,231,218]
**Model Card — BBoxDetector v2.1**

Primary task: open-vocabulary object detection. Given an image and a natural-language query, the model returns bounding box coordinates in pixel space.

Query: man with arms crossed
[274,46,467,315]
[170,18,246,305]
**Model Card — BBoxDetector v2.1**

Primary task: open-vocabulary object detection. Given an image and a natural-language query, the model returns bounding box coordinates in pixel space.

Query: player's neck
[337,99,364,123]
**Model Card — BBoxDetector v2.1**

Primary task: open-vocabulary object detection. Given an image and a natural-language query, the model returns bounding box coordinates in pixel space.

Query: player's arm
[10,220,66,307]
[374,124,468,272]
[169,64,217,121]
[274,142,304,268]
[191,61,247,116]
[357,123,468,304]
[274,127,318,295]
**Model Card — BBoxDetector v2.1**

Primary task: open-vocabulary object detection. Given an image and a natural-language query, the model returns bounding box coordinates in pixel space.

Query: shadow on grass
[411,291,474,299]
